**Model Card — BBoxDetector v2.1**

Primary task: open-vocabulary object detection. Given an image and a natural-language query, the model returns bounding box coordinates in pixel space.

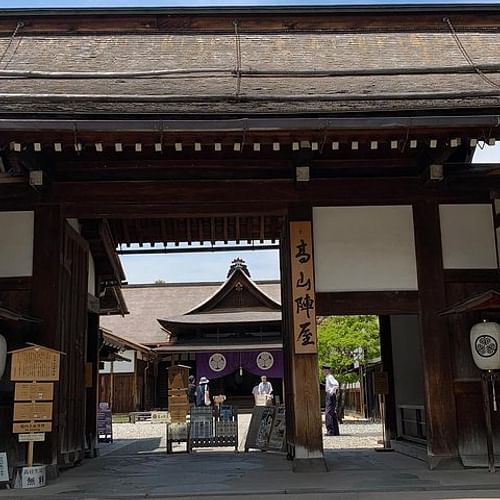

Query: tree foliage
[318,315,380,384]
[154,279,167,285]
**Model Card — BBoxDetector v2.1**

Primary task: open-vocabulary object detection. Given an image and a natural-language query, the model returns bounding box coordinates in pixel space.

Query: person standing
[195,376,210,407]
[322,364,340,436]
[187,375,196,405]
[257,375,273,396]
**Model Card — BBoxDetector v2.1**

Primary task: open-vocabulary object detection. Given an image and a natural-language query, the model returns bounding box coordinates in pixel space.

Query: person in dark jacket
[187,375,196,405]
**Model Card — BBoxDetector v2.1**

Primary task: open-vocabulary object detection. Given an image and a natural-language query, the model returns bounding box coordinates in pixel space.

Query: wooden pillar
[379,315,398,441]
[85,312,99,457]
[31,205,64,468]
[280,205,326,471]
[413,201,459,467]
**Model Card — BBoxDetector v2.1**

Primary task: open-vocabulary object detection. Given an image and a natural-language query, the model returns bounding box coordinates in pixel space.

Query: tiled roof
[100,280,281,345]
[1,28,500,114]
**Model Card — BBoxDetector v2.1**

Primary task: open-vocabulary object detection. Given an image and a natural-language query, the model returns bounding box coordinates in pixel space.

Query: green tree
[318,315,380,384]
[154,279,167,285]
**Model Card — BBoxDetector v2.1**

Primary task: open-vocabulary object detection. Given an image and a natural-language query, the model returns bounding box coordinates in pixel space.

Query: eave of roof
[159,310,282,327]
[155,342,283,353]
[1,5,500,17]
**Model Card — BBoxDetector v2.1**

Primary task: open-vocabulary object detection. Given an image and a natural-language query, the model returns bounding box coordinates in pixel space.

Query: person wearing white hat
[195,376,211,407]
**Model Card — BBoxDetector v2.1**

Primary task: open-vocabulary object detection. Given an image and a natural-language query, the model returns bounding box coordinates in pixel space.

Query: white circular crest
[256,351,274,371]
[208,353,227,372]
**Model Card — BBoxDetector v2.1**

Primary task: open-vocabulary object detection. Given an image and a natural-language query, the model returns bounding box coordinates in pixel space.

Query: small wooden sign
[18,433,45,442]
[13,421,52,434]
[13,402,53,422]
[15,382,54,401]
[290,221,318,355]
[10,345,61,381]
[374,371,390,395]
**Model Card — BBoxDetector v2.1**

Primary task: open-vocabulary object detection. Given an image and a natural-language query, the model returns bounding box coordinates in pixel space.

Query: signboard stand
[373,371,393,453]
[244,405,285,453]
[9,344,63,488]
[0,452,9,488]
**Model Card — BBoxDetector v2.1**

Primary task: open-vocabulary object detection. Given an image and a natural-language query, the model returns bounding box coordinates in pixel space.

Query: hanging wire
[233,20,242,99]
[444,17,500,90]
[0,22,23,69]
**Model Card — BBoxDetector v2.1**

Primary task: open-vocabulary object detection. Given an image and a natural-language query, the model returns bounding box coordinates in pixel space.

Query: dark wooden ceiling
[108,214,283,245]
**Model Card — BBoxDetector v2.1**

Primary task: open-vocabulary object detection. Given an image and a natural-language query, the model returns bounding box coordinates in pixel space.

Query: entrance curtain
[196,350,283,380]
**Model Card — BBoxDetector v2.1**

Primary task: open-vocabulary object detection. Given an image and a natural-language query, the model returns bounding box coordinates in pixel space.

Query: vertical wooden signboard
[9,344,63,467]
[289,221,318,354]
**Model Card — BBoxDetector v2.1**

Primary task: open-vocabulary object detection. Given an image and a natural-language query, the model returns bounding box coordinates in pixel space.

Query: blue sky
[3,0,500,7]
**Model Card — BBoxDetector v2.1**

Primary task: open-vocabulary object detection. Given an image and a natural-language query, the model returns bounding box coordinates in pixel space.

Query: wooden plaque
[10,346,61,381]
[374,371,390,395]
[13,402,53,421]
[13,421,52,433]
[15,383,54,401]
[290,221,318,354]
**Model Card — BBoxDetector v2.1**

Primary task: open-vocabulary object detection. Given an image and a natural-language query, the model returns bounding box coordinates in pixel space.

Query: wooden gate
[58,223,89,464]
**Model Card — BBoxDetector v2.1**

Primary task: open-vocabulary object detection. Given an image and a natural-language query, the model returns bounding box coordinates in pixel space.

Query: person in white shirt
[257,375,273,396]
[322,363,340,436]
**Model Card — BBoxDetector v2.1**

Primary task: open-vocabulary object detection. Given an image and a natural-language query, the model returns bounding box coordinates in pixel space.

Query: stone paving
[3,416,500,499]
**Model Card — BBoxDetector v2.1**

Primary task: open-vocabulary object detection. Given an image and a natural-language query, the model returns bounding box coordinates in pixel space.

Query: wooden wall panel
[100,374,135,414]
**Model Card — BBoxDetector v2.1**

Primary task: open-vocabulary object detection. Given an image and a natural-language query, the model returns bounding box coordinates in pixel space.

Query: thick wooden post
[413,201,459,468]
[379,316,397,441]
[31,205,64,469]
[280,205,326,471]
[85,312,99,457]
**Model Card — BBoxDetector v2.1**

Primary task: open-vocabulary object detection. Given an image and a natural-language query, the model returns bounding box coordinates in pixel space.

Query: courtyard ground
[2,416,500,499]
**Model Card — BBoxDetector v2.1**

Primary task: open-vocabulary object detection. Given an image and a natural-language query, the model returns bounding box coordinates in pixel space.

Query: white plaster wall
[99,349,135,374]
[313,206,418,292]
[0,211,34,277]
[88,252,96,296]
[439,204,497,269]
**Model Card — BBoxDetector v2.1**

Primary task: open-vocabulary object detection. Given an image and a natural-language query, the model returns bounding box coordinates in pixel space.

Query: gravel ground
[323,420,383,449]
[100,415,383,455]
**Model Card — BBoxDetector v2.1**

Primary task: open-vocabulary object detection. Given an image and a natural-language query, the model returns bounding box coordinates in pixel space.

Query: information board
[267,405,286,452]
[10,346,60,381]
[15,383,54,401]
[374,371,390,395]
[244,406,269,452]
[13,402,53,421]
[256,407,275,449]
[0,452,8,483]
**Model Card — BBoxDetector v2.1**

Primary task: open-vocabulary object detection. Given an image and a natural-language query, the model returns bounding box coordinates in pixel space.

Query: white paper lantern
[0,334,6,379]
[470,321,500,370]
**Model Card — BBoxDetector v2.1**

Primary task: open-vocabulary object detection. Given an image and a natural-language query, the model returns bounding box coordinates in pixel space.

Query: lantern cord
[492,373,498,412]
